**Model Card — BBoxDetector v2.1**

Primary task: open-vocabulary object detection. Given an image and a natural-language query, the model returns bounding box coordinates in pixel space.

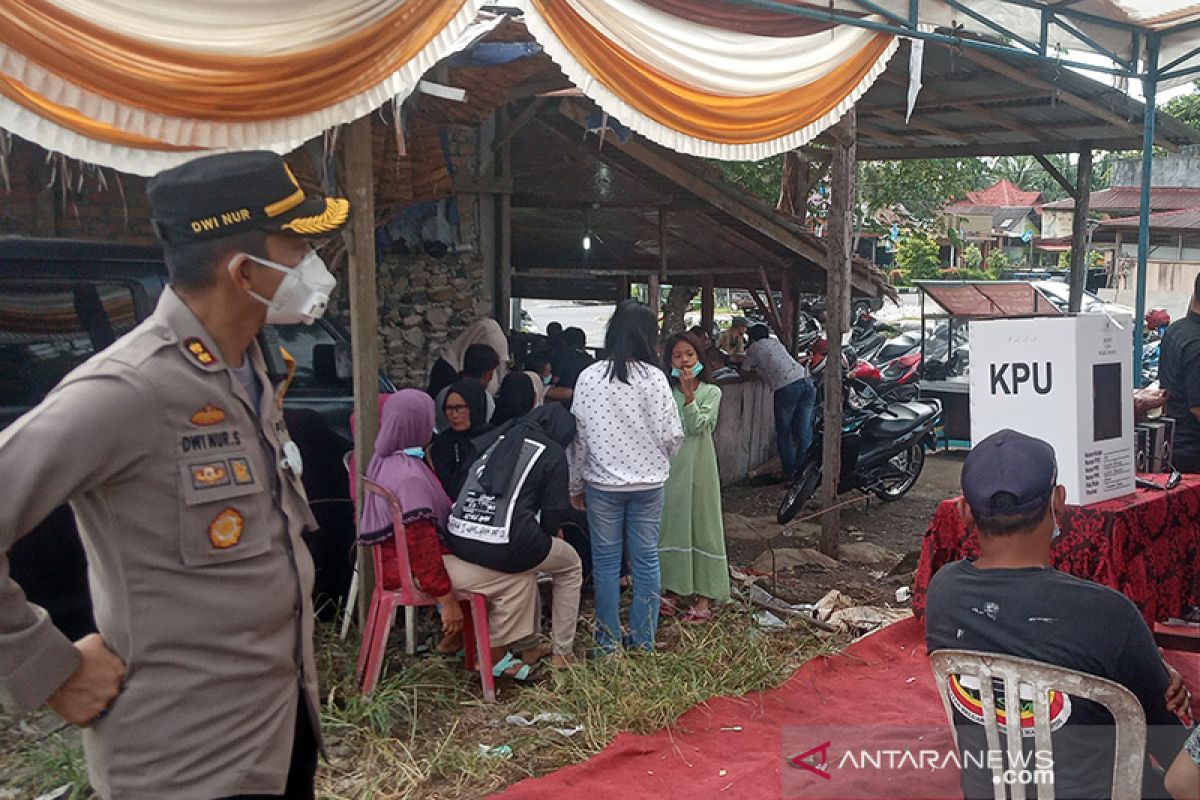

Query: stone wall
[327,248,490,390]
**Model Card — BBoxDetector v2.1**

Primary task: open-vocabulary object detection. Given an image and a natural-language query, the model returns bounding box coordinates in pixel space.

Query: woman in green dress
[659,332,730,623]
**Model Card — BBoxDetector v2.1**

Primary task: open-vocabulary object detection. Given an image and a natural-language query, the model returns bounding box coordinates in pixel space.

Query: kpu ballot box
[970,314,1135,505]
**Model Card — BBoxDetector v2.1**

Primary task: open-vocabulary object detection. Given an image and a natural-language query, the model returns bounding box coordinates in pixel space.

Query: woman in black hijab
[430,378,493,499]
[491,372,537,427]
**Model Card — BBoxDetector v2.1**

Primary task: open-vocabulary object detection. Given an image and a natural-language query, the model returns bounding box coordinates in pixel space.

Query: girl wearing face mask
[658,332,729,623]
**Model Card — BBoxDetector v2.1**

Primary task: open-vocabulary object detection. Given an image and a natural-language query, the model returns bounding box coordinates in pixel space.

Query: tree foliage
[715,155,786,205]
[858,158,991,221]
[1163,81,1200,130]
[986,249,1011,272]
[894,230,942,280]
[962,243,983,269]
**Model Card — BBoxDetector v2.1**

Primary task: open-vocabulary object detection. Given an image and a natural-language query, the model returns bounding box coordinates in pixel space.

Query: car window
[0,281,139,408]
[270,323,346,394]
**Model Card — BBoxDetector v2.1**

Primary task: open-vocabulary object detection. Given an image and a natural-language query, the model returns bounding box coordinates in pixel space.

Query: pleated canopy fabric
[3,0,1200,173]
[0,0,491,174]
[523,0,898,160]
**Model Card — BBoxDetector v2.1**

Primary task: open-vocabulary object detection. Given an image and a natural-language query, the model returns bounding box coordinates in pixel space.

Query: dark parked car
[0,238,394,637]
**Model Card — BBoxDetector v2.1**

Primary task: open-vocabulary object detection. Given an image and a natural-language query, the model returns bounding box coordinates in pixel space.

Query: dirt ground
[720,449,967,609]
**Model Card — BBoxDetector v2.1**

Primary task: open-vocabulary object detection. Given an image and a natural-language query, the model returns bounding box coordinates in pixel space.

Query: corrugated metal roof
[916,281,1064,318]
[1042,186,1200,211]
[1100,207,1200,231]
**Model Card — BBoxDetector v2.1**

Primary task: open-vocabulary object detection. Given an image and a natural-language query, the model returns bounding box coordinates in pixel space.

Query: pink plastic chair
[355,475,496,701]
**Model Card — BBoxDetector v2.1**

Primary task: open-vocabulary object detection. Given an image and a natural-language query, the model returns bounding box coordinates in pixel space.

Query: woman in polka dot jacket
[570,300,684,653]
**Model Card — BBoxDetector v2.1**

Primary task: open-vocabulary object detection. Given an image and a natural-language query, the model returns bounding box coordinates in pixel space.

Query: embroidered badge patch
[208,507,244,549]
[184,337,217,366]
[229,457,254,486]
[190,403,227,426]
[191,462,230,489]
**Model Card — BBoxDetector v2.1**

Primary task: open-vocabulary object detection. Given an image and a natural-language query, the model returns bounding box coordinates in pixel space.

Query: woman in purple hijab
[361,389,540,667]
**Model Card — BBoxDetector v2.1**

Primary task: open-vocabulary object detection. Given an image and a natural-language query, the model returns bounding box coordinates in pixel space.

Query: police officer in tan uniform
[0,151,350,799]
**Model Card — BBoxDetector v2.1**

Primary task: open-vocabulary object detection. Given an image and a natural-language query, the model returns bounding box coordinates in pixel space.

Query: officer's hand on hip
[48,634,126,726]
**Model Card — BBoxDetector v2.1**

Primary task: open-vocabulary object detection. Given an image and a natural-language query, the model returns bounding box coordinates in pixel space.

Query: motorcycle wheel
[873,443,926,501]
[778,462,822,524]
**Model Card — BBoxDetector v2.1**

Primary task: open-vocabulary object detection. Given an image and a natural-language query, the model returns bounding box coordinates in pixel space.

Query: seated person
[524,356,553,395]
[434,343,500,433]
[445,404,584,668]
[1158,274,1200,472]
[427,318,509,399]
[360,390,541,673]
[926,430,1190,799]
[492,372,537,427]
[716,317,748,362]
[430,379,494,500]
[546,327,594,405]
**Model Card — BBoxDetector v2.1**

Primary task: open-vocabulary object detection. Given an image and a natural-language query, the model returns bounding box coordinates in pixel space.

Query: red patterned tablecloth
[913,475,1200,626]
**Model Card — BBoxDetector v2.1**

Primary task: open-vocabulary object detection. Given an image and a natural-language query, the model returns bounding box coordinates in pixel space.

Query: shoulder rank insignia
[208,507,244,549]
[184,337,218,366]
[190,403,227,426]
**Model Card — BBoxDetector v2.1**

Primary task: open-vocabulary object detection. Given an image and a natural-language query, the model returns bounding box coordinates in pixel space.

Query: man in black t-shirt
[446,404,582,667]
[546,327,595,405]
[1158,274,1200,472]
[926,430,1190,799]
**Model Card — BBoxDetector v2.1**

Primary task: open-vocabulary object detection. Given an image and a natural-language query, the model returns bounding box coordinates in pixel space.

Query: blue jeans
[585,485,665,653]
[774,377,817,477]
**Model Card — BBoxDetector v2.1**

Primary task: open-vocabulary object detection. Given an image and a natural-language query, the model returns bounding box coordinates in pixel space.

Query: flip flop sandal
[682,607,714,624]
[492,651,538,681]
[660,600,679,617]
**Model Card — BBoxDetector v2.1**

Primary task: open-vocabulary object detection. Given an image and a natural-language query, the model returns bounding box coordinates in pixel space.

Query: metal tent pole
[1135,37,1160,388]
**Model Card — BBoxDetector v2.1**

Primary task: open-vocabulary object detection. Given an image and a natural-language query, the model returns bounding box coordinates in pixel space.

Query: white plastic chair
[930,649,1147,800]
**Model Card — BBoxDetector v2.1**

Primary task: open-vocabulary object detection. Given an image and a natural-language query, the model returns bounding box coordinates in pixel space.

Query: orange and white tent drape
[0,0,490,174]
[0,0,905,171]
[522,0,898,160]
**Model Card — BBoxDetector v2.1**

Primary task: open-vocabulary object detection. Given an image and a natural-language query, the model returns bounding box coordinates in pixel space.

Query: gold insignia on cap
[264,165,307,219]
[190,403,226,426]
[208,507,244,549]
[184,337,217,366]
[282,197,350,235]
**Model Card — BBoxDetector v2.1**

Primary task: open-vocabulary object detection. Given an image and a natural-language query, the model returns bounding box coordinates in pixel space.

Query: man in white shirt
[742,325,816,479]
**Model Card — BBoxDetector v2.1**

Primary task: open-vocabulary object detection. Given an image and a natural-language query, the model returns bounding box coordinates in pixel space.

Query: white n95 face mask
[238,251,337,325]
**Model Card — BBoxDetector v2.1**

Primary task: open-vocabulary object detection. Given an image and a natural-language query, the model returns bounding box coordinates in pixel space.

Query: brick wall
[0,134,155,244]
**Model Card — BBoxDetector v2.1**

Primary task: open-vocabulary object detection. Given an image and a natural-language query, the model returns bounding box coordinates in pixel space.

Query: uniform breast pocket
[177,452,272,567]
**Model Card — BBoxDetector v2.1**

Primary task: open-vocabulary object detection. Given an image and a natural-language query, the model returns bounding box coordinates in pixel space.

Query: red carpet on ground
[497,619,1200,800]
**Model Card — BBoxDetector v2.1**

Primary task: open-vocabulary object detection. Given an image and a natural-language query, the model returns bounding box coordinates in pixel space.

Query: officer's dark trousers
[219,696,317,800]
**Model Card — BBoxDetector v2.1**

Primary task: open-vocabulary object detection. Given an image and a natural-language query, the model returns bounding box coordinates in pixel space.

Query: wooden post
[701,275,715,332]
[497,108,513,330]
[659,208,669,282]
[1068,147,1093,313]
[648,274,661,326]
[782,274,797,355]
[345,115,379,622]
[819,110,855,558]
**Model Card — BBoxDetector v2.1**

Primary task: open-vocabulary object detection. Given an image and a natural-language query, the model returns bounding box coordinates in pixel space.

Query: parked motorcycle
[777,378,942,524]
[812,342,921,403]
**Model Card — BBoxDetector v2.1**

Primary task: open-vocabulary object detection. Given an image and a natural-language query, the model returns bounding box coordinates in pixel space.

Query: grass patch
[0,604,842,799]
[315,604,842,798]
